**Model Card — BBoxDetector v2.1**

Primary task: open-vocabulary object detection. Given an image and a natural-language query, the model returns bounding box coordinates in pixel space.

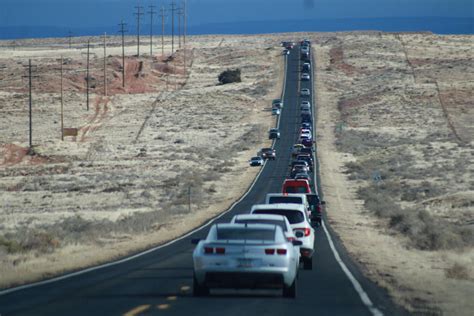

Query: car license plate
[237,258,253,268]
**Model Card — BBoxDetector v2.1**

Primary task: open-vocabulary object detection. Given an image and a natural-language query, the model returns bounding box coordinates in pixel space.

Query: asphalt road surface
[0,45,407,316]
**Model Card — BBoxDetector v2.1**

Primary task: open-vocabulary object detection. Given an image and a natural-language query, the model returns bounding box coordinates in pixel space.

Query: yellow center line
[123,304,151,316]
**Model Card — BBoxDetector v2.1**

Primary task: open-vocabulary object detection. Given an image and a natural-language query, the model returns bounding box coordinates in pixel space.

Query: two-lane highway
[0,44,406,316]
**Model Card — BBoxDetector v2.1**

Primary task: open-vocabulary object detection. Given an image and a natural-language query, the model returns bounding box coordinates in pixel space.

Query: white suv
[250,203,315,270]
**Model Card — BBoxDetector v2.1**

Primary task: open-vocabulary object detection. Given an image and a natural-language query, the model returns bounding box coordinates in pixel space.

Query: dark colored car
[301,114,312,124]
[269,128,281,140]
[296,154,313,171]
[307,194,325,227]
[302,138,314,148]
[260,148,276,160]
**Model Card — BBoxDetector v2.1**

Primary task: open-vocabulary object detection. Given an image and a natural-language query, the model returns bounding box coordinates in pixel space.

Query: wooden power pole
[103,32,107,96]
[22,60,38,153]
[135,4,144,56]
[60,56,64,141]
[118,20,128,88]
[148,3,156,57]
[170,0,176,54]
[160,6,166,56]
[86,40,90,111]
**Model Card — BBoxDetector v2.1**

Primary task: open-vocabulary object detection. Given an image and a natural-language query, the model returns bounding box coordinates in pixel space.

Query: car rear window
[284,186,309,194]
[216,228,275,241]
[268,196,303,205]
[235,219,287,232]
[253,209,304,224]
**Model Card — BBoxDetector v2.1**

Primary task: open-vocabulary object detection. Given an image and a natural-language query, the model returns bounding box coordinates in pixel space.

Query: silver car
[192,223,301,297]
[301,73,310,81]
[300,88,310,96]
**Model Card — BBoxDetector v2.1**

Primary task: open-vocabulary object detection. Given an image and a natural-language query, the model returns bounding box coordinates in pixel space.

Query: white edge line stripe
[0,48,290,297]
[321,221,383,316]
[311,48,383,316]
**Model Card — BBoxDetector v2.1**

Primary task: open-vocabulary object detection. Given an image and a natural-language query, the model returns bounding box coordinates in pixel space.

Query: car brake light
[265,248,275,255]
[294,228,311,237]
[287,237,295,242]
[277,249,287,255]
[204,247,213,254]
[215,247,225,254]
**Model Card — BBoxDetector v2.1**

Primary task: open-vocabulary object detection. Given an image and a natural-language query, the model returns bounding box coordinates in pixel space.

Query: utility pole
[60,56,64,141]
[183,0,187,49]
[68,31,73,49]
[22,60,39,153]
[160,6,166,56]
[170,0,177,54]
[183,0,187,77]
[103,32,107,96]
[148,3,157,57]
[86,39,90,111]
[178,5,182,49]
[135,4,144,56]
[118,20,128,88]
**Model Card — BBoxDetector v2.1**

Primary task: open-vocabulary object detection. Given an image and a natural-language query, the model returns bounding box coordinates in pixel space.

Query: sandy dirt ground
[313,32,473,315]
[0,34,287,288]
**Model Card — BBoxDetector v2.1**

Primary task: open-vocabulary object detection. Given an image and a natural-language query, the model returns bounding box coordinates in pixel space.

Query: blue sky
[1,0,473,27]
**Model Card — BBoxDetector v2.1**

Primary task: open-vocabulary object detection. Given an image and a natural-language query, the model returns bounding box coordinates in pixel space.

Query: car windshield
[235,219,287,232]
[268,196,303,205]
[253,209,304,224]
[216,227,275,241]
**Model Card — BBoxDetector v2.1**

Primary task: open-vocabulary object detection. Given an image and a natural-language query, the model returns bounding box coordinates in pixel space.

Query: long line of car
[192,39,324,299]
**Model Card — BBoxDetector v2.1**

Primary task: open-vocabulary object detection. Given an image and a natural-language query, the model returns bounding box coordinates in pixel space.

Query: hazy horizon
[0,0,472,38]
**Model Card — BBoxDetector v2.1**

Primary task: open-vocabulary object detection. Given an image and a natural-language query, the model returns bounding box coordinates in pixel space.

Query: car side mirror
[294,231,304,238]
[292,240,303,246]
[191,238,201,245]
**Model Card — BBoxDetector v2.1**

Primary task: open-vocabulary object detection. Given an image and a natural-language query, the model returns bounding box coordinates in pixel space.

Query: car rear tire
[193,273,209,297]
[283,278,297,298]
[303,257,313,270]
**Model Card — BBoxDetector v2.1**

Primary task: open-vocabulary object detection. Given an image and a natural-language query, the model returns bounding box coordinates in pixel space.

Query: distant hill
[0,17,472,40]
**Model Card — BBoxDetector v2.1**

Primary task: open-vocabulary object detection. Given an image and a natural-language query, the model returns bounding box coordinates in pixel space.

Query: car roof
[233,214,288,221]
[266,193,307,198]
[251,203,306,212]
[214,223,279,231]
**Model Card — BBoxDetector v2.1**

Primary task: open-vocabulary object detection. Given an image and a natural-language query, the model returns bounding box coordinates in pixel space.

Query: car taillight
[277,249,287,255]
[294,228,311,237]
[317,204,322,213]
[265,248,287,255]
[265,248,275,255]
[287,237,295,242]
[215,247,225,254]
[204,247,213,254]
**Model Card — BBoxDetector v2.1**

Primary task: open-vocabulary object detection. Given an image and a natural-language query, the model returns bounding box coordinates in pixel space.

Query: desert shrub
[445,263,470,280]
[19,230,60,253]
[359,184,473,250]
[218,68,241,85]
[0,236,23,253]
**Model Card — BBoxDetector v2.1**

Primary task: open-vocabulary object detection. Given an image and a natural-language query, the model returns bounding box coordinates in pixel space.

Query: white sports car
[192,223,301,297]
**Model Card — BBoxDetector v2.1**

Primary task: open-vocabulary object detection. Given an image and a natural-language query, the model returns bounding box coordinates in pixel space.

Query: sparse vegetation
[218,68,241,85]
